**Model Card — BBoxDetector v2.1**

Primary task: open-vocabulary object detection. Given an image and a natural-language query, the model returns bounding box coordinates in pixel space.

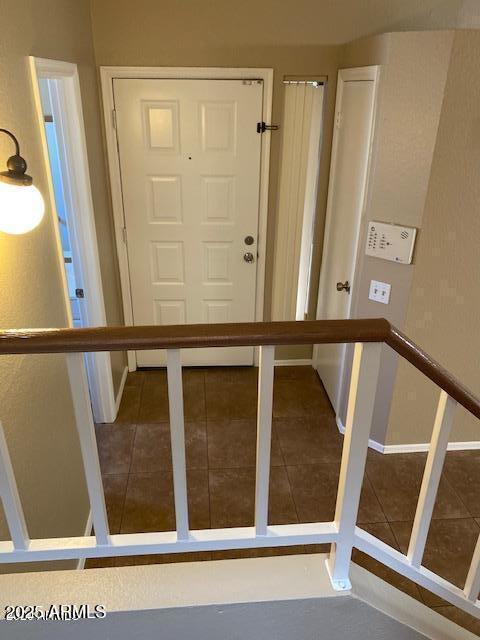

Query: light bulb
[0,181,45,235]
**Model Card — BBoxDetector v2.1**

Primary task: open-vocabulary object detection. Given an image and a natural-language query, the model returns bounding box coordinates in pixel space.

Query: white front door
[315,69,377,412]
[114,78,263,366]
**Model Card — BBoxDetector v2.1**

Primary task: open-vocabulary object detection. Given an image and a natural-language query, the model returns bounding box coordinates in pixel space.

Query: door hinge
[121,227,127,243]
[335,111,342,129]
[257,122,279,134]
[75,288,85,299]
[112,109,117,130]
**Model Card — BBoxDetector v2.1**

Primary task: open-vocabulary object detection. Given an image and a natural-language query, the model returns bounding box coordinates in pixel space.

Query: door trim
[313,65,380,409]
[29,57,117,422]
[100,66,273,370]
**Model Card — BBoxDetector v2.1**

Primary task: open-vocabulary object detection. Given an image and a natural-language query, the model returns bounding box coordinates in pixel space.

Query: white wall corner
[76,510,93,570]
[336,416,385,454]
[115,365,129,416]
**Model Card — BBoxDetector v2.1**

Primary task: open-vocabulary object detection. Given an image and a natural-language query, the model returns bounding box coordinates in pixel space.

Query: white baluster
[327,341,382,590]
[408,391,457,567]
[254,345,275,536]
[166,349,189,541]
[66,353,110,546]
[464,534,480,601]
[0,422,29,550]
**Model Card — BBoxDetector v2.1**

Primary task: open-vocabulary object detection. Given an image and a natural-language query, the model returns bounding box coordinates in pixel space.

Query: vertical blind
[272,80,325,321]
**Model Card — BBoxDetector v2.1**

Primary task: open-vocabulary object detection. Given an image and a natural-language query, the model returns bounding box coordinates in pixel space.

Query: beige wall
[338,31,454,443]
[341,29,480,446]
[77,53,126,392]
[69,11,126,394]
[387,30,480,444]
[4,0,125,394]
[0,0,118,570]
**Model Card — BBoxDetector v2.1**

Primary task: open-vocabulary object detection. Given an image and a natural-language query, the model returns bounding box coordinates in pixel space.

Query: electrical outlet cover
[369,280,391,304]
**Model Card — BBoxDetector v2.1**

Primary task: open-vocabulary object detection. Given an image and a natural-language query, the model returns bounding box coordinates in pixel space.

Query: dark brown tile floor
[88,366,480,636]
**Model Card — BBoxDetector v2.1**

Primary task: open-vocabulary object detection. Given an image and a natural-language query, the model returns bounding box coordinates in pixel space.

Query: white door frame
[29,57,117,423]
[100,66,273,371]
[313,65,380,409]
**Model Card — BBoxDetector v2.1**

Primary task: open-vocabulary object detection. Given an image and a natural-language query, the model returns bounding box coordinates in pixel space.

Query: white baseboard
[274,359,313,366]
[382,440,480,454]
[76,510,93,570]
[114,365,129,416]
[335,416,480,454]
[336,417,385,453]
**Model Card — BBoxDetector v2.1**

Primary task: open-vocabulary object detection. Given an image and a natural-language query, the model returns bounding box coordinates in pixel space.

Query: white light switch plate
[369,280,391,304]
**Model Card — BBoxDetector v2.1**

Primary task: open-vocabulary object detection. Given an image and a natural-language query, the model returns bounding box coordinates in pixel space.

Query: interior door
[113,78,263,366]
[315,72,376,412]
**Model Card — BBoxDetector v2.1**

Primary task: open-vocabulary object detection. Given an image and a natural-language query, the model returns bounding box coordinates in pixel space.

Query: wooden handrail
[0,318,479,420]
[0,319,390,353]
[385,325,480,420]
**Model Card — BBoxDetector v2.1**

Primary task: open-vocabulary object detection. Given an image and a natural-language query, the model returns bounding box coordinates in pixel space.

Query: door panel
[315,78,376,411]
[114,79,263,366]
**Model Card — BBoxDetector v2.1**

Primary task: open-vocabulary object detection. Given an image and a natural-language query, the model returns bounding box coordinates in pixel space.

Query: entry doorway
[30,57,117,423]
[101,68,273,370]
[314,66,379,414]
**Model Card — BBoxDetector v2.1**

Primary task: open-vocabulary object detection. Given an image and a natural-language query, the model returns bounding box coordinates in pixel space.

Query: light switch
[369,280,391,304]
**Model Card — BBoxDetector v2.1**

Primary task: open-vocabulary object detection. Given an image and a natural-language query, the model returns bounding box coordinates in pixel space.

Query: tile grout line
[272,373,299,531]
[284,464,302,529]
[386,518,426,604]
[442,463,475,519]
[202,369,212,531]
[117,371,146,542]
[363,466,389,525]
[362,456,440,607]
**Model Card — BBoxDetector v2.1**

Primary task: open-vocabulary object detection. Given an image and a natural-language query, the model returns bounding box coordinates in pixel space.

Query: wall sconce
[0,128,45,234]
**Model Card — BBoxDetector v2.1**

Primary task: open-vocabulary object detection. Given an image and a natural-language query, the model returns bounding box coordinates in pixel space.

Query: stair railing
[0,319,479,618]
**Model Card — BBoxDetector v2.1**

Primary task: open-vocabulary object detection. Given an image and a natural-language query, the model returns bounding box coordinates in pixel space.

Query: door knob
[336,281,350,293]
[243,252,255,263]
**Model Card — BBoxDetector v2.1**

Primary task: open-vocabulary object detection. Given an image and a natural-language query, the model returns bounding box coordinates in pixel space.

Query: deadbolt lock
[244,235,254,245]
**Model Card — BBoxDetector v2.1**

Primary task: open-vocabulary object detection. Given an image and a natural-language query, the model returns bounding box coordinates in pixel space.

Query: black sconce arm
[0,128,32,186]
[0,128,21,157]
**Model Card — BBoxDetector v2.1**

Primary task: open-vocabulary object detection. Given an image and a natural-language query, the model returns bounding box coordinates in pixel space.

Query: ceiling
[90,0,475,48]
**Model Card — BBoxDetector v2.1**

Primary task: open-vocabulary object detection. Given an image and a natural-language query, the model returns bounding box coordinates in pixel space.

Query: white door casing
[112,76,267,367]
[314,67,379,413]
[29,57,118,423]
